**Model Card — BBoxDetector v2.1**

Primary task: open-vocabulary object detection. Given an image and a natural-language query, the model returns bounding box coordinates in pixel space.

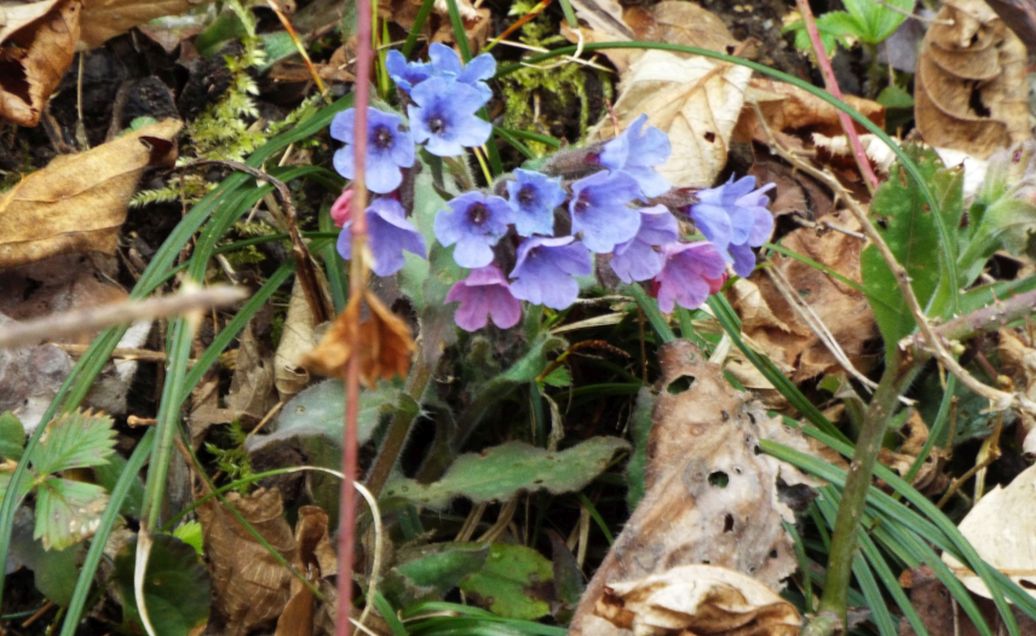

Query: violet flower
[689,175,775,276]
[434,191,514,268]
[569,170,642,253]
[386,43,496,102]
[506,169,566,237]
[446,265,522,331]
[653,241,727,313]
[337,198,426,277]
[330,108,415,194]
[408,77,492,157]
[610,205,680,283]
[509,236,592,310]
[599,114,671,198]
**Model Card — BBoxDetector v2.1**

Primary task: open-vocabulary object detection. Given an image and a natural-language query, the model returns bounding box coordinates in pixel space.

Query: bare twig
[0,285,247,349]
[901,288,1036,353]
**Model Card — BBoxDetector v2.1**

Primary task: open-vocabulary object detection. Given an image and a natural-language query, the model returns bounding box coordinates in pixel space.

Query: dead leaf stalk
[0,285,246,349]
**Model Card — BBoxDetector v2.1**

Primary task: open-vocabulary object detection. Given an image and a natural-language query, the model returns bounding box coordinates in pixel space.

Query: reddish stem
[337,0,373,632]
[795,0,880,192]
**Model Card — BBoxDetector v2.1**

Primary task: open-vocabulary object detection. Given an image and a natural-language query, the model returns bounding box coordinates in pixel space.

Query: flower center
[573,198,590,213]
[517,185,536,207]
[372,125,393,149]
[468,203,489,226]
[428,116,446,134]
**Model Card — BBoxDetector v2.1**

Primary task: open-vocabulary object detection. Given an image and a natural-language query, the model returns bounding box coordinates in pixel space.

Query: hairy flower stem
[804,350,917,635]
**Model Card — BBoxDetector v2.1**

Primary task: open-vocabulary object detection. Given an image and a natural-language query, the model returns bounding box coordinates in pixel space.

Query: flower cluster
[329,46,777,332]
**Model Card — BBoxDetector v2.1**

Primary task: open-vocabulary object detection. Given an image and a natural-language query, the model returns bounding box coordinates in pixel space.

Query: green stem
[804,350,915,635]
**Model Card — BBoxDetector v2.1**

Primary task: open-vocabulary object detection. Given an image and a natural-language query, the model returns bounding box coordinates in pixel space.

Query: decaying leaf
[302,289,415,386]
[0,119,181,267]
[899,565,1036,635]
[570,341,813,634]
[942,462,1036,601]
[198,487,295,635]
[999,328,1036,454]
[595,564,801,635]
[274,506,337,636]
[598,50,752,188]
[876,410,947,494]
[624,1,738,56]
[226,321,277,426]
[78,0,211,48]
[274,278,317,399]
[739,77,885,140]
[915,0,1029,158]
[730,207,876,383]
[0,0,62,42]
[0,0,80,126]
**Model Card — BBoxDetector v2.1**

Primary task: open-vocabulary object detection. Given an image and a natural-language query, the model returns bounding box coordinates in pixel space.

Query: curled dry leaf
[598,50,752,188]
[570,340,813,635]
[0,0,80,126]
[274,506,337,636]
[738,78,885,141]
[302,289,415,386]
[876,410,947,494]
[275,279,318,399]
[198,487,296,636]
[915,0,1029,159]
[595,564,801,635]
[729,207,876,383]
[78,0,212,48]
[942,461,1036,602]
[226,321,277,426]
[0,118,182,268]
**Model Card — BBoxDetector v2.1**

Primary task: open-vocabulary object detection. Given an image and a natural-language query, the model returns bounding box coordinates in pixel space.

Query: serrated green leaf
[843,0,913,43]
[34,478,108,551]
[29,411,116,476]
[862,146,963,347]
[459,544,553,620]
[540,366,572,388]
[0,412,25,461]
[384,437,629,510]
[384,542,490,606]
[114,534,211,636]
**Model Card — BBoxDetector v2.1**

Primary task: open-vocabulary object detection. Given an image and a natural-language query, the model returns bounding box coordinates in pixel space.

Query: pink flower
[653,242,727,313]
[330,188,354,228]
[446,265,522,331]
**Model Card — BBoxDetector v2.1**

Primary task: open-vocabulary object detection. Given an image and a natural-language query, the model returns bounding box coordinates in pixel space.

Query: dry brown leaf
[0,0,62,42]
[227,321,277,426]
[876,410,947,494]
[624,1,738,56]
[598,50,752,188]
[0,118,181,267]
[199,487,296,636]
[899,565,1036,635]
[738,78,885,141]
[0,0,80,126]
[729,207,876,382]
[998,328,1036,454]
[595,565,801,635]
[79,0,211,48]
[915,0,1029,159]
[274,279,317,399]
[942,461,1036,601]
[274,506,337,636]
[302,289,415,386]
[570,341,811,634]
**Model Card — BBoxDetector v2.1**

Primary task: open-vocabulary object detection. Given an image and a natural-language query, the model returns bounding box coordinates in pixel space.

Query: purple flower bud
[330,108,415,194]
[408,77,492,157]
[337,198,426,277]
[569,171,642,253]
[599,114,672,197]
[610,205,680,283]
[446,265,522,331]
[509,236,592,310]
[434,191,514,268]
[653,241,727,313]
[506,169,566,237]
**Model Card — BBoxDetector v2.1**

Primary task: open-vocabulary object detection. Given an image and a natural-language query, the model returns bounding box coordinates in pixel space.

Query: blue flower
[386,43,496,102]
[509,236,591,310]
[446,265,521,331]
[506,169,566,237]
[569,170,642,253]
[330,108,415,194]
[599,114,671,198]
[408,77,492,157]
[434,191,514,268]
[610,205,680,283]
[337,198,426,276]
[653,241,727,313]
[689,175,775,276]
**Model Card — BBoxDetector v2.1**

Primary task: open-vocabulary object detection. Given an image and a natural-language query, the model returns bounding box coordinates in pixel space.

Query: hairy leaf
[29,410,117,476]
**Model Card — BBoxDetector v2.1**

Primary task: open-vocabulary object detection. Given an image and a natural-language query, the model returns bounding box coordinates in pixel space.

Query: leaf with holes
[383,437,629,510]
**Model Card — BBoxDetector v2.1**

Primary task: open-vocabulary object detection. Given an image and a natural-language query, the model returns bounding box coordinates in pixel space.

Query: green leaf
[540,366,572,388]
[383,542,490,606]
[861,146,963,346]
[0,412,25,461]
[459,544,554,620]
[625,388,655,510]
[843,0,913,44]
[245,379,415,451]
[172,521,204,557]
[383,437,629,510]
[29,410,116,476]
[114,534,211,636]
[877,84,914,110]
[34,478,108,551]
[92,452,145,519]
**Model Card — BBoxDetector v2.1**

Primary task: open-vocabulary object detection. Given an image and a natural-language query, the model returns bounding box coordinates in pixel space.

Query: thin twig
[795,0,879,192]
[0,285,247,349]
[901,288,1036,353]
